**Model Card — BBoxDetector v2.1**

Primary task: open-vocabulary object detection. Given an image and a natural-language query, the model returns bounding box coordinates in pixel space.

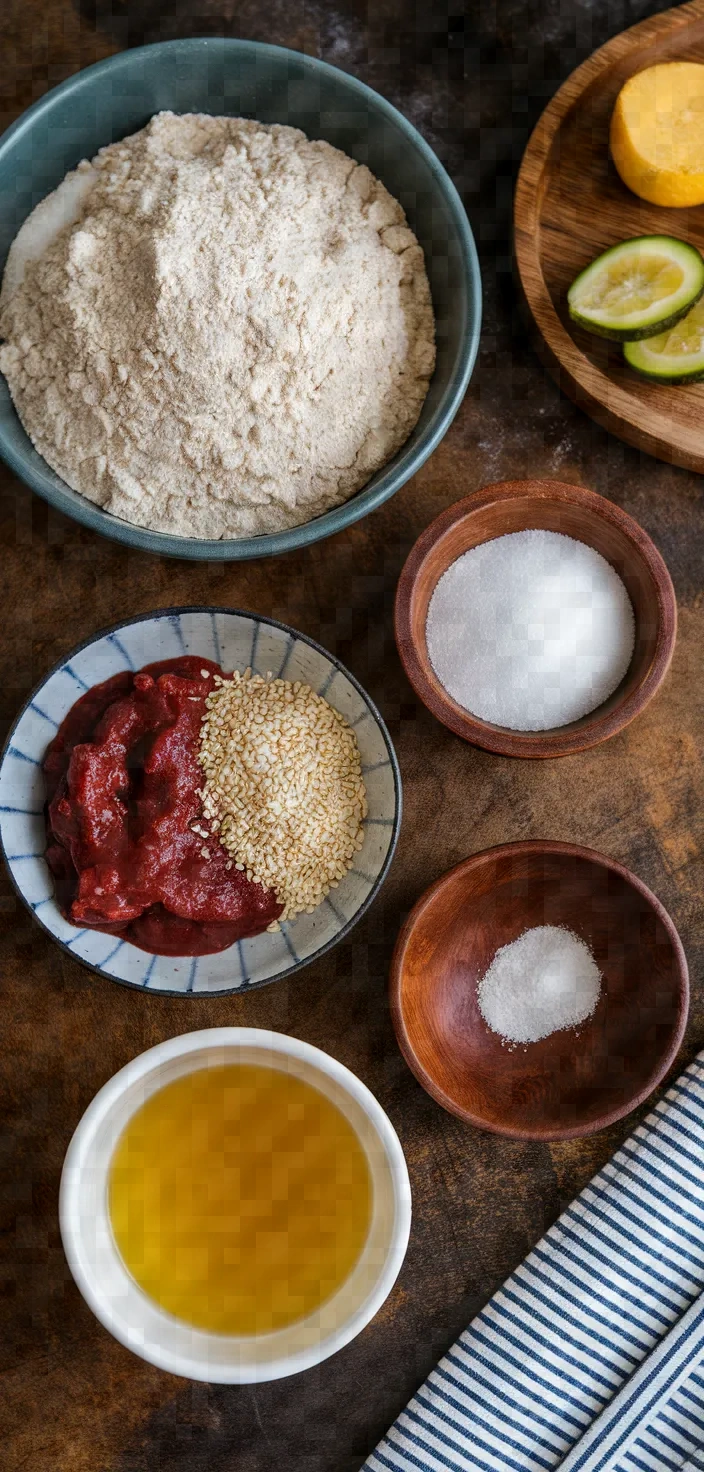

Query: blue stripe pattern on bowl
[0,608,401,996]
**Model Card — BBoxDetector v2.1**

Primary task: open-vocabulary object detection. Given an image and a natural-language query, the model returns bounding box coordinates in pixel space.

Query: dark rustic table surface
[2,1,702,1469]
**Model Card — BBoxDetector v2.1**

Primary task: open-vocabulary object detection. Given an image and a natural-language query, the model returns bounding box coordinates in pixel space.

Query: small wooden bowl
[390,841,689,1140]
[394,479,676,758]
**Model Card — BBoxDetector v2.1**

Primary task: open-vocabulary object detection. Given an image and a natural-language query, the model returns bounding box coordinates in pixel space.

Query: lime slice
[568,236,704,341]
[624,296,704,382]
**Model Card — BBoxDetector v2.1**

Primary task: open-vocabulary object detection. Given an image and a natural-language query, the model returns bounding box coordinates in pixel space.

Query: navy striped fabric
[366,1054,704,1472]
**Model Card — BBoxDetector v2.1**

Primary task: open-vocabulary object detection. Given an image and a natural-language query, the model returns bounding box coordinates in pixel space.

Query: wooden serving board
[514,0,704,472]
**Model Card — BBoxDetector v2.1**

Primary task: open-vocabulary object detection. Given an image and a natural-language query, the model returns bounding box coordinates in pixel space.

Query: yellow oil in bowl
[108,1063,372,1336]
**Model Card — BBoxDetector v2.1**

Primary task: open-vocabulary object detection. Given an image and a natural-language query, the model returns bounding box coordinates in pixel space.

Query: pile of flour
[0,112,435,539]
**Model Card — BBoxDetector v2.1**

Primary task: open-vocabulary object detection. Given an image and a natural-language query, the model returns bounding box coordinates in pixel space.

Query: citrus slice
[624,296,704,383]
[567,236,704,341]
[611,62,704,208]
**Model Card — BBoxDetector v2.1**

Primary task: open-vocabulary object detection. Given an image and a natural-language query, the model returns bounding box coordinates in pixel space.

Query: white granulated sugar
[0,112,435,539]
[477,925,602,1045]
[426,530,636,731]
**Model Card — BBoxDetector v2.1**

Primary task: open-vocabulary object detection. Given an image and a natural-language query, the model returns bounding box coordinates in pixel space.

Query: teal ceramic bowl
[0,39,481,561]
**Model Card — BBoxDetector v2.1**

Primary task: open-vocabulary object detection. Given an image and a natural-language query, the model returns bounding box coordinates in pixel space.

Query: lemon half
[611,62,704,207]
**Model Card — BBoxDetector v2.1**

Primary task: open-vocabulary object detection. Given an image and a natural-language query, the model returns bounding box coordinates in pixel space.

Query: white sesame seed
[197,669,366,920]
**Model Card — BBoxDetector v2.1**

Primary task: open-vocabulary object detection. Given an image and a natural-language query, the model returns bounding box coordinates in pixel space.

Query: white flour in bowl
[0,112,435,539]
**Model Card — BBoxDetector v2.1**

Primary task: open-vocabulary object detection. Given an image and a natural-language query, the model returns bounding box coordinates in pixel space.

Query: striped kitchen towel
[366,1052,704,1472]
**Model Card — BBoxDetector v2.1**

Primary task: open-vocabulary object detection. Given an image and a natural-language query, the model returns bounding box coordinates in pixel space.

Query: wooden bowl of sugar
[390,841,688,1140]
[394,479,676,758]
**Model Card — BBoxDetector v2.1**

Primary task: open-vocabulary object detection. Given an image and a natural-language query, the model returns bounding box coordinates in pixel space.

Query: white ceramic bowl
[59,1027,412,1382]
[0,607,401,995]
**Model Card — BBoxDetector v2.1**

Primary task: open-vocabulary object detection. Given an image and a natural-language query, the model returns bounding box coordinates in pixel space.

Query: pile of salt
[476,924,602,1045]
[426,529,636,731]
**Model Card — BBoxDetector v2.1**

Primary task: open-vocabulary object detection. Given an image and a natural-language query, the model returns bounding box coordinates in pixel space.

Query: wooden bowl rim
[394,478,677,758]
[512,0,704,468]
[389,839,690,1141]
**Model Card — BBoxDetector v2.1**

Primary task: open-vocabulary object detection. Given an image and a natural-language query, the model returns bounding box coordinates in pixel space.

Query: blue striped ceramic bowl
[0,608,401,995]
